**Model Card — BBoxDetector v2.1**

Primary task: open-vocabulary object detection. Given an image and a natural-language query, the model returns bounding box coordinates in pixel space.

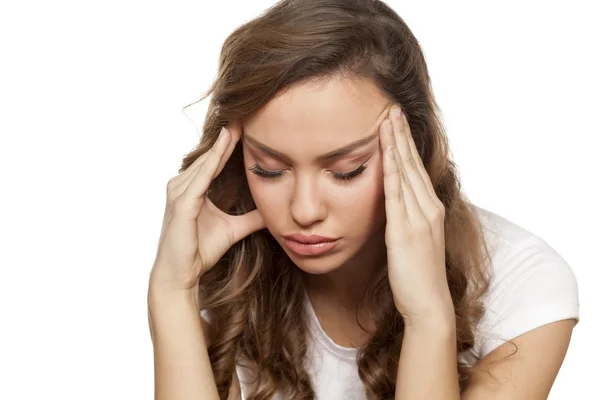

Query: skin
[241,75,393,344]
[150,72,575,399]
[239,74,576,399]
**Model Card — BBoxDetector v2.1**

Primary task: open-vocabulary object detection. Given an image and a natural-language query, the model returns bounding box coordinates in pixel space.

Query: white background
[1,0,598,399]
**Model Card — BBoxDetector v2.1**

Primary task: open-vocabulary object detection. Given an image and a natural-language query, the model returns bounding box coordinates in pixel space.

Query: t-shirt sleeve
[473,237,580,360]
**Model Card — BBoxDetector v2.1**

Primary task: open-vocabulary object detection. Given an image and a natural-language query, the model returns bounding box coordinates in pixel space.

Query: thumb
[229,208,267,244]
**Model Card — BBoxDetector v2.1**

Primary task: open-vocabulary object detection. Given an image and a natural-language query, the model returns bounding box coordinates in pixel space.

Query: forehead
[242,75,391,160]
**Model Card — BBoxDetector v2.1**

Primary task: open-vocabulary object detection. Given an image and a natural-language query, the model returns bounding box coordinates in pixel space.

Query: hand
[379,105,454,325]
[149,121,266,292]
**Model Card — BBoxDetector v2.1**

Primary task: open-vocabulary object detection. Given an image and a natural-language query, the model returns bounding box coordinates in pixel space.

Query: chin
[291,259,342,275]
[282,247,351,275]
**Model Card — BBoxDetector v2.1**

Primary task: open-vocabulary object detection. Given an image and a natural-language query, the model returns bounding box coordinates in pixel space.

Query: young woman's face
[242,75,392,274]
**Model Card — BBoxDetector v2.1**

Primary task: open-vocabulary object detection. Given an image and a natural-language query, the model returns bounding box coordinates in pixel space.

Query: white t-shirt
[202,205,580,399]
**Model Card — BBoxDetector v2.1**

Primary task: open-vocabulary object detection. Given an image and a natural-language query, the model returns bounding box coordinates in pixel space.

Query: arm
[394,316,575,400]
[394,314,461,400]
[462,319,575,400]
[148,285,242,400]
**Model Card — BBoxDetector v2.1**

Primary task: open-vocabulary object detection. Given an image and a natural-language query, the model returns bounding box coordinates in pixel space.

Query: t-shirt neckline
[303,288,359,360]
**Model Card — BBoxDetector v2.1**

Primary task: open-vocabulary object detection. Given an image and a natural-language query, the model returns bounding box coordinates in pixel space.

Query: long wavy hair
[180,0,493,398]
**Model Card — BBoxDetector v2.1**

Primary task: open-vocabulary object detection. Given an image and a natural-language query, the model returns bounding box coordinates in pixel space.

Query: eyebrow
[242,129,380,163]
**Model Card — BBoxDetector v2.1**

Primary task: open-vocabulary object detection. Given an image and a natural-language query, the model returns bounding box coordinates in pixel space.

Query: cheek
[332,159,386,231]
[245,174,286,223]
[242,148,286,225]
[337,175,384,217]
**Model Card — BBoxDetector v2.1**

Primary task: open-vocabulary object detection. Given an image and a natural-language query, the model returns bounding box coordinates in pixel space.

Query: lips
[282,236,340,256]
[282,233,338,244]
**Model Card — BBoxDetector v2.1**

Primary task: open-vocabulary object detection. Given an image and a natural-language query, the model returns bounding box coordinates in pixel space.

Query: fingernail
[392,106,402,119]
[386,146,395,159]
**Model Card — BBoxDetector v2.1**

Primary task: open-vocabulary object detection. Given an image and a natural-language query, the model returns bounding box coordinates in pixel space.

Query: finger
[177,127,232,218]
[191,126,231,189]
[389,106,435,224]
[177,125,240,194]
[169,123,240,207]
[387,133,427,230]
[391,146,429,231]
[384,115,427,229]
[174,154,208,191]
[380,119,408,224]
[229,208,266,244]
[169,140,213,188]
[211,121,242,182]
[402,112,443,211]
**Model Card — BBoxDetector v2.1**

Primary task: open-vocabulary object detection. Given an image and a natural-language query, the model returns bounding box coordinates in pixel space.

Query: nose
[289,173,327,227]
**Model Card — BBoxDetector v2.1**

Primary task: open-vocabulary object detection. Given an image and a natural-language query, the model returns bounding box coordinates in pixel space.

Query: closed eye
[248,164,368,181]
[331,164,367,180]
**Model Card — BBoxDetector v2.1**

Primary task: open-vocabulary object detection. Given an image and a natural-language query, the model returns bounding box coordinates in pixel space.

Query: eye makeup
[248,163,368,181]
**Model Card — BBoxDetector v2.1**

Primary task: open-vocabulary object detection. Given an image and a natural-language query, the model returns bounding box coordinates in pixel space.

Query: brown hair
[180,0,492,398]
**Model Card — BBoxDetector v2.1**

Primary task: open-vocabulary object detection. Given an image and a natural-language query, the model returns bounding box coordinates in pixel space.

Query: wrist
[148,264,201,290]
[403,308,456,336]
[148,282,200,313]
[404,313,456,336]
[399,297,455,332]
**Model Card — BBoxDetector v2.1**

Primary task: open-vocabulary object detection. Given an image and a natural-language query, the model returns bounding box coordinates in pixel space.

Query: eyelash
[249,164,368,181]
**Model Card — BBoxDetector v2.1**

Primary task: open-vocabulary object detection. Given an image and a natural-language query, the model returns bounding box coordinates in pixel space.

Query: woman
[147,0,579,399]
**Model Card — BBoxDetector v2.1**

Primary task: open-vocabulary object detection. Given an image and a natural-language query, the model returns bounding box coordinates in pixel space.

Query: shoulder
[462,205,580,364]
